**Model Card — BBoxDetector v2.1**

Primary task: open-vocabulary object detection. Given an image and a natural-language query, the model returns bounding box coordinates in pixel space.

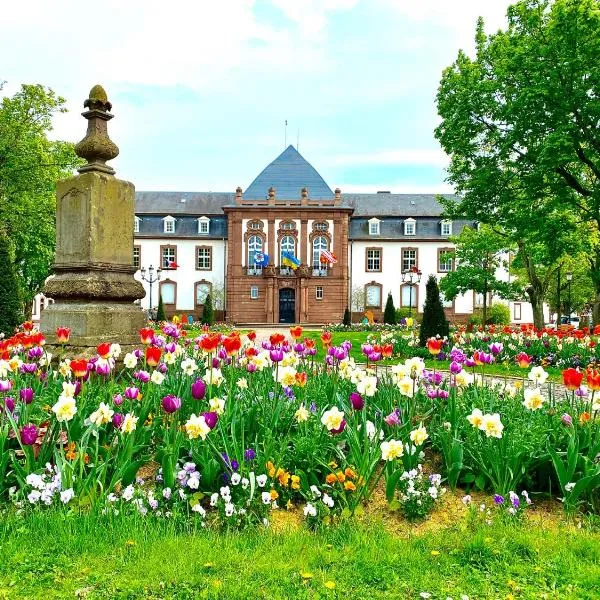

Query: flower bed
[0,323,599,527]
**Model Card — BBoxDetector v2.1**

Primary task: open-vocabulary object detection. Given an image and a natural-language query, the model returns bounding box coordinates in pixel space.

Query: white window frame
[163,215,175,234]
[134,216,140,233]
[250,286,259,299]
[441,220,452,236]
[368,218,380,236]
[404,218,416,236]
[198,216,210,234]
[316,286,324,300]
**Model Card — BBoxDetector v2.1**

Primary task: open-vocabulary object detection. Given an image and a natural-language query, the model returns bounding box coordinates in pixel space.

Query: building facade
[36,145,542,325]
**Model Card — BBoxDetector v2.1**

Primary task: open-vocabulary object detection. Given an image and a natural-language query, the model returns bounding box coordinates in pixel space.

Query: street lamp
[402,267,422,317]
[140,265,162,318]
[566,271,573,320]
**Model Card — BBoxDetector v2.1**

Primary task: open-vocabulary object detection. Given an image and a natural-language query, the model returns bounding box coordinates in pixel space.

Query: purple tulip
[202,411,218,429]
[449,348,466,363]
[158,362,168,374]
[261,341,271,350]
[246,362,257,373]
[134,349,143,359]
[561,413,573,427]
[350,391,364,410]
[20,424,38,445]
[450,361,463,374]
[384,408,401,426]
[437,389,449,399]
[112,413,124,429]
[2,398,15,413]
[95,361,111,376]
[211,357,221,368]
[361,344,374,356]
[125,386,140,400]
[367,351,382,362]
[293,343,305,354]
[134,370,151,384]
[161,395,182,414]
[341,340,352,352]
[305,347,316,357]
[270,349,284,363]
[74,380,82,396]
[426,387,438,399]
[191,378,206,400]
[217,348,228,360]
[19,388,34,404]
[113,393,123,406]
[19,363,37,374]
[164,342,177,354]
[465,358,476,368]
[28,346,44,360]
[489,342,503,355]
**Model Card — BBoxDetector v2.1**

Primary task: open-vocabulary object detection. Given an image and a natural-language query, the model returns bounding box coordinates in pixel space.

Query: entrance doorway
[279,288,295,323]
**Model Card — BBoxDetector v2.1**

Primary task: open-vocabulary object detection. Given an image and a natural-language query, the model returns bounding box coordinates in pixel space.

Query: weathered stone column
[40,85,145,351]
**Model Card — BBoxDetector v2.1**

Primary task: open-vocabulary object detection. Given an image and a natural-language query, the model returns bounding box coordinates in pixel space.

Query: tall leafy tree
[0,83,81,315]
[0,229,24,335]
[435,0,600,326]
[439,225,518,325]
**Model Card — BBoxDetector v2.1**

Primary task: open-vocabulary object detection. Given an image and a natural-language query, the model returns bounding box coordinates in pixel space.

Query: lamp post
[140,265,162,318]
[566,271,573,321]
[402,267,422,317]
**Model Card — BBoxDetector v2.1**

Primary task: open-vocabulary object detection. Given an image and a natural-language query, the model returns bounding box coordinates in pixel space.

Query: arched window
[248,235,263,272]
[280,235,296,267]
[312,236,328,268]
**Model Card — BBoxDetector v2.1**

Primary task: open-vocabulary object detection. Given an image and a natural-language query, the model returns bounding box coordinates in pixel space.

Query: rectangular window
[365,284,381,308]
[402,249,417,272]
[198,219,210,234]
[404,220,416,235]
[196,283,210,305]
[441,221,452,236]
[366,248,381,272]
[282,222,295,230]
[438,249,453,272]
[133,245,141,270]
[514,303,522,321]
[161,246,177,269]
[196,246,212,270]
[134,218,140,233]
[400,285,417,308]
[161,282,176,305]
[315,222,328,231]
[316,286,323,300]
[250,286,259,299]
[164,219,175,233]
[369,221,380,235]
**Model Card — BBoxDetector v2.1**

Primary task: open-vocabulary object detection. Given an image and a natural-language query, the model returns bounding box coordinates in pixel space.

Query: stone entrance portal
[279,288,295,323]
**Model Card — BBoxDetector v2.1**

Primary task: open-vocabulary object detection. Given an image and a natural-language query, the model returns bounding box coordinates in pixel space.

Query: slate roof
[344,193,459,217]
[135,192,234,215]
[135,215,228,238]
[244,145,334,200]
[349,217,474,240]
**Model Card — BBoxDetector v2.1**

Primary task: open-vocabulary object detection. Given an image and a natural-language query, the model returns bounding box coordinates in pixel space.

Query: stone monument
[40,85,146,351]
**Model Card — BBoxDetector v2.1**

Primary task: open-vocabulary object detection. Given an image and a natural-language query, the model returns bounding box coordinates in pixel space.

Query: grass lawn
[1,507,598,599]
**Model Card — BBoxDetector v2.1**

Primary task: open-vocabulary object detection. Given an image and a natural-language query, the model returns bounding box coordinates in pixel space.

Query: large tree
[435,0,600,326]
[0,83,81,316]
[439,225,519,325]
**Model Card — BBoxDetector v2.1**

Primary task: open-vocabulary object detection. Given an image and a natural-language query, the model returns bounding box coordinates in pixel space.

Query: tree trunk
[526,286,545,330]
[518,241,547,330]
[590,252,600,327]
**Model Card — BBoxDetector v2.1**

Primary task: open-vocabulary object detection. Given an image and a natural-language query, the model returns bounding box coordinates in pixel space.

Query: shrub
[0,232,23,335]
[383,293,396,325]
[419,275,449,346]
[156,294,166,322]
[487,303,511,325]
[343,307,351,326]
[202,293,214,325]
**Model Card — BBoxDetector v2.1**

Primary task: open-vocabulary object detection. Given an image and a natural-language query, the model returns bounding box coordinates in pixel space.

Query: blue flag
[254,252,269,267]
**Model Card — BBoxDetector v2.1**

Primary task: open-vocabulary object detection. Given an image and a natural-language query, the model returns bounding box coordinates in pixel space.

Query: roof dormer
[162,215,176,233]
[197,216,210,234]
[368,217,381,235]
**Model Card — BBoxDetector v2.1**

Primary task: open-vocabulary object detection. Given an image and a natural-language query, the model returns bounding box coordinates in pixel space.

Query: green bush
[0,232,23,335]
[156,294,166,322]
[487,303,511,325]
[419,275,449,346]
[383,293,396,325]
[201,293,214,325]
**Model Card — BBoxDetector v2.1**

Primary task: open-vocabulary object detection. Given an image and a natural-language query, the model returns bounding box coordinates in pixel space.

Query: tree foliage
[435,0,600,326]
[383,293,396,325]
[201,293,214,325]
[156,294,166,322]
[0,83,81,315]
[439,225,519,324]
[0,230,24,335]
[419,275,450,346]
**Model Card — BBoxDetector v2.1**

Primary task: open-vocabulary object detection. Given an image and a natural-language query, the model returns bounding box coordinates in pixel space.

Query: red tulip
[270,333,285,346]
[55,327,71,344]
[145,346,162,367]
[515,352,532,369]
[139,328,155,345]
[320,331,332,347]
[97,343,112,359]
[70,359,88,378]
[199,333,221,353]
[222,334,241,355]
[289,326,303,340]
[426,338,443,356]
[563,368,583,391]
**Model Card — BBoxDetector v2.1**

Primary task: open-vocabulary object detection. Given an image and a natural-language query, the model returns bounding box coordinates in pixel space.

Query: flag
[254,252,269,267]
[167,261,179,269]
[319,250,337,264]
[281,251,301,270]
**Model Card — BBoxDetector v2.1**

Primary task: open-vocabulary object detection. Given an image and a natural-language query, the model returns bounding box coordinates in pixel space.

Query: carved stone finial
[75,85,119,175]
[268,186,276,198]
[334,187,341,198]
[301,186,308,198]
[236,186,242,195]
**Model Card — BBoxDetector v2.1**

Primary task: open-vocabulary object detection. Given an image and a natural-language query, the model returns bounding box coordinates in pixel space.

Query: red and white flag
[319,250,338,264]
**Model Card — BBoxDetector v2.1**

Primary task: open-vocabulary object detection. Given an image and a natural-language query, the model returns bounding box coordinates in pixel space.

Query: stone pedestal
[40,85,145,352]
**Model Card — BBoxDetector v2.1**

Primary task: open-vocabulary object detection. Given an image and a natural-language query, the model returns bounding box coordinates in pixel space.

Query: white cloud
[331,148,448,167]
[272,0,360,37]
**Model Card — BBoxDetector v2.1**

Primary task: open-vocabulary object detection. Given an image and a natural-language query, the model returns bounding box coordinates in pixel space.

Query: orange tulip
[515,352,532,369]
[289,326,303,340]
[426,338,443,355]
[304,338,316,349]
[55,327,71,344]
[295,372,307,387]
[270,333,285,346]
[145,346,162,367]
[247,331,257,342]
[382,343,393,358]
[199,333,221,353]
[321,331,332,347]
[586,367,600,391]
[222,334,241,355]
[563,368,583,391]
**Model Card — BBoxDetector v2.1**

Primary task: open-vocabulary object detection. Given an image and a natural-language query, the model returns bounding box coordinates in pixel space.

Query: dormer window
[134,216,140,233]
[441,220,452,236]
[404,218,416,236]
[198,216,210,234]
[163,215,175,234]
[368,218,380,235]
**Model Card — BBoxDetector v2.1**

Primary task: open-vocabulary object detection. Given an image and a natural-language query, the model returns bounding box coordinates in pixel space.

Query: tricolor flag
[319,250,337,264]
[254,252,270,267]
[281,251,301,270]
[166,261,179,269]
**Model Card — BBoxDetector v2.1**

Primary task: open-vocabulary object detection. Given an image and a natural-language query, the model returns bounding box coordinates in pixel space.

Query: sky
[2,0,513,194]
